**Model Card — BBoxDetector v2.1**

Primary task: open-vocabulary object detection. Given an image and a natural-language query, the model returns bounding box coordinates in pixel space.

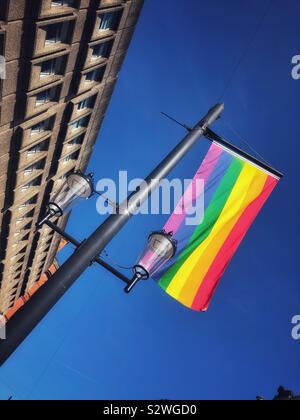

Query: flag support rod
[0,104,224,366]
[205,128,284,179]
[161,111,283,179]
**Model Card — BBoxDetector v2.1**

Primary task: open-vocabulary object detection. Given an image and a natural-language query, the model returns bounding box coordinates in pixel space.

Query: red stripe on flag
[191,176,278,311]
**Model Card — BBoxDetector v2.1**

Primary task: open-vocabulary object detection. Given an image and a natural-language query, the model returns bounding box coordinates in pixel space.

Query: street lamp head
[37,172,94,227]
[125,230,177,293]
[49,172,94,216]
[136,230,177,278]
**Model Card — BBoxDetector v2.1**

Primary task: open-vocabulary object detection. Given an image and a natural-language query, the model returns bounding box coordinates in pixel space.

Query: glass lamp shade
[48,172,94,216]
[134,231,177,279]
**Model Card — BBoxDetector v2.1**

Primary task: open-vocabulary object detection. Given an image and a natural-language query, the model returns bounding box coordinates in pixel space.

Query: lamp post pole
[0,103,224,365]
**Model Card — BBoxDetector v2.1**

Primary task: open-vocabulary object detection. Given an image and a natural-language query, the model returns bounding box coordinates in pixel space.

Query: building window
[99,12,121,32]
[19,196,37,210]
[40,57,64,78]
[27,209,35,218]
[9,289,18,298]
[36,87,56,106]
[45,23,63,45]
[71,116,89,131]
[51,0,73,7]
[59,170,74,181]
[85,67,105,84]
[77,96,94,110]
[92,41,113,60]
[23,222,32,230]
[19,209,35,220]
[36,90,50,106]
[63,151,79,163]
[0,6,6,22]
[24,167,33,174]
[41,59,55,77]
[21,177,41,191]
[68,134,84,146]
[31,118,51,135]
[27,140,49,155]
[0,37,5,79]
[24,160,45,174]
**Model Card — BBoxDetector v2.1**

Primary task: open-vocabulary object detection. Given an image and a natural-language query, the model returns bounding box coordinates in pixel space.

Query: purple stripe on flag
[163,143,223,235]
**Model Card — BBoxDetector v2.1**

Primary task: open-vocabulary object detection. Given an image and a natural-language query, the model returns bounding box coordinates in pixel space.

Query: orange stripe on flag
[191,175,279,311]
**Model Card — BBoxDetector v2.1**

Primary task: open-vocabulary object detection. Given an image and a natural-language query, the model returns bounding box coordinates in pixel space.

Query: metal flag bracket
[39,219,132,286]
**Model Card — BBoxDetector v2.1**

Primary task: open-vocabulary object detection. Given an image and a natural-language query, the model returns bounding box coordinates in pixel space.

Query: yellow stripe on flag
[166,163,268,307]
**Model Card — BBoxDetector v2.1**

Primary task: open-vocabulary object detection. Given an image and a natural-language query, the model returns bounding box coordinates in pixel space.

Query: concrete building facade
[0,0,143,314]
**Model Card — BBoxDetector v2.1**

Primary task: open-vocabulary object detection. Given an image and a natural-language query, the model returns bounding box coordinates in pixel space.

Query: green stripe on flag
[159,158,244,290]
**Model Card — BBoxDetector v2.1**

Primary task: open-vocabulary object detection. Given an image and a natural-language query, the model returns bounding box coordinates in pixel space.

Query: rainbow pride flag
[153,142,280,311]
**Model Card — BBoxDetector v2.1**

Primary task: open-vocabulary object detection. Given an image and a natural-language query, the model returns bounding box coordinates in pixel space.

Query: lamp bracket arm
[42,220,131,285]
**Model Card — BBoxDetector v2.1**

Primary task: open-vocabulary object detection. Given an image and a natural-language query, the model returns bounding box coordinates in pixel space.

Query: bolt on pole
[0,104,224,366]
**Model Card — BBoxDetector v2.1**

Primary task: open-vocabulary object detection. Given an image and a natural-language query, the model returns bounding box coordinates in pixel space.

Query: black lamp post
[0,103,225,365]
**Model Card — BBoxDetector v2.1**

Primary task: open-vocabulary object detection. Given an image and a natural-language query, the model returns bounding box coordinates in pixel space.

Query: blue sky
[0,0,299,400]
